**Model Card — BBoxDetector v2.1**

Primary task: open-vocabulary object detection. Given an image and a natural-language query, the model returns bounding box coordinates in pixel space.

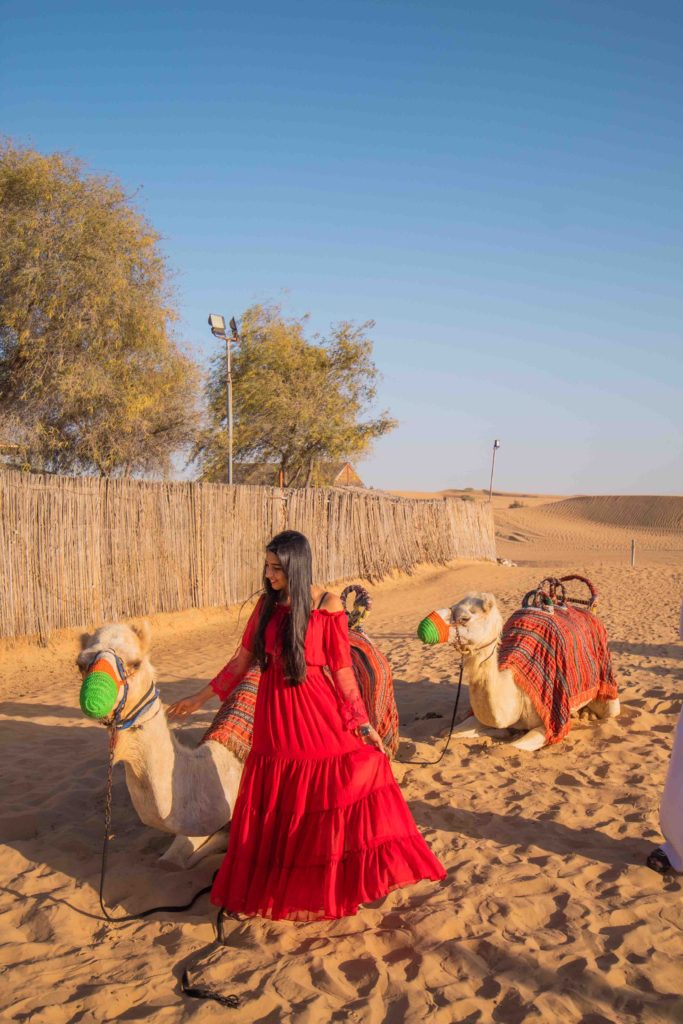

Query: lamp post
[208,313,240,485]
[488,439,500,502]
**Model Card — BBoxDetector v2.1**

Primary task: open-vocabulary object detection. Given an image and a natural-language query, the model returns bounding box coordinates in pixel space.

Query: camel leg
[451,715,510,740]
[510,726,547,752]
[588,697,620,719]
[159,829,229,870]
[183,828,229,867]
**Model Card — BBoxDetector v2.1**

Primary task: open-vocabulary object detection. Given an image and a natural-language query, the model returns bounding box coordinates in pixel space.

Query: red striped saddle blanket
[202,628,399,759]
[498,605,618,745]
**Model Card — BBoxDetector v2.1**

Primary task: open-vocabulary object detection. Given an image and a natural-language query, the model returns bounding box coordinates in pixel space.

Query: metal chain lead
[98,727,117,922]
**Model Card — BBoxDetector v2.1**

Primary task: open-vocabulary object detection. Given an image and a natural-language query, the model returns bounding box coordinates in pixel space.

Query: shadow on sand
[610,640,682,659]
[0,685,225,923]
[408,800,682,891]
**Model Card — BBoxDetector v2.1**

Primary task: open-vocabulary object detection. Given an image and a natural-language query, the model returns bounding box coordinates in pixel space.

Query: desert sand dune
[1,502,682,1022]
[536,495,683,533]
[496,496,682,569]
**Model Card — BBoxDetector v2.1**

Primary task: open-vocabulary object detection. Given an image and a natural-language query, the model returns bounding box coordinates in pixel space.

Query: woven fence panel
[0,472,495,641]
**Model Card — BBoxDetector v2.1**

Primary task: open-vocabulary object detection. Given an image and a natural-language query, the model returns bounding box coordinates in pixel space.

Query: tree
[0,140,200,476]
[195,304,397,485]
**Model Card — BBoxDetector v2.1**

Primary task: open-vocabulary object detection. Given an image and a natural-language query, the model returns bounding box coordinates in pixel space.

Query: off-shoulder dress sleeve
[240,597,264,653]
[323,610,353,670]
[324,611,369,731]
[210,598,262,700]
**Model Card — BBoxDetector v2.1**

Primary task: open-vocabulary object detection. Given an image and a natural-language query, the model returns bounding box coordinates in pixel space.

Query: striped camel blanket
[499,605,618,745]
[202,668,260,761]
[202,628,399,760]
[345,629,399,758]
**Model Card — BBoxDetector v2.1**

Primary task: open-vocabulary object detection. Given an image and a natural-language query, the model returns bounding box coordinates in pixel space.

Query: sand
[1,497,682,1022]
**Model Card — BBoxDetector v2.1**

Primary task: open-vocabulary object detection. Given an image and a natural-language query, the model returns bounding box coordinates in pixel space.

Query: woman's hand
[167,685,212,721]
[356,722,386,754]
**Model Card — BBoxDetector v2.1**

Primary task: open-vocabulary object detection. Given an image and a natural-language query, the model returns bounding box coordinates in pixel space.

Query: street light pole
[488,439,501,502]
[225,330,233,485]
[208,313,240,485]
[226,317,240,487]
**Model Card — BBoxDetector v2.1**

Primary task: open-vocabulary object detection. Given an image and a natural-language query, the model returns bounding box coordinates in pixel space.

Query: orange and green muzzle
[416,609,451,645]
[80,651,126,719]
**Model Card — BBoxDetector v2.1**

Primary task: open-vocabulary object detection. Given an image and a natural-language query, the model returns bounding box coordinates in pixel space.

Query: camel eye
[129,660,141,671]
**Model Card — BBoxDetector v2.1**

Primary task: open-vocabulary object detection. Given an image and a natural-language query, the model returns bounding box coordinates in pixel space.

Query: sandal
[646,848,672,875]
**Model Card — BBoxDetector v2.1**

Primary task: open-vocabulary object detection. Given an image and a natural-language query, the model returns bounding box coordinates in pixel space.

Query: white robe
[659,602,683,871]
[660,706,683,872]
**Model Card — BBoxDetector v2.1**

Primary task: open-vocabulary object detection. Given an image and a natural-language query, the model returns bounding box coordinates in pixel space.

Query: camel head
[77,621,154,720]
[417,592,503,653]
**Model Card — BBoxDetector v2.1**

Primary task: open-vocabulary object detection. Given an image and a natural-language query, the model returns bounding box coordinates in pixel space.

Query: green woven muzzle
[79,653,122,719]
[416,610,451,645]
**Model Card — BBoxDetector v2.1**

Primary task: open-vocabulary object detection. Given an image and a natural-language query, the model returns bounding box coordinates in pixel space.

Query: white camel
[78,595,396,867]
[78,621,242,868]
[418,593,620,751]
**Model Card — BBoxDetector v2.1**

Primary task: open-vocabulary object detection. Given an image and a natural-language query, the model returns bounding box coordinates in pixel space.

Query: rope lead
[395,660,464,767]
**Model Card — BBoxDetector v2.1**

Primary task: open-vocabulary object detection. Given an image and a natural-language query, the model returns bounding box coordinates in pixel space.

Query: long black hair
[253,530,313,684]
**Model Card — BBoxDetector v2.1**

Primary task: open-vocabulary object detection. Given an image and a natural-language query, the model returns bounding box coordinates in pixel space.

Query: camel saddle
[501,575,618,744]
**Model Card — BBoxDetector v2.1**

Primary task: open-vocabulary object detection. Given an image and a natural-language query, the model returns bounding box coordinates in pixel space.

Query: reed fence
[0,472,496,642]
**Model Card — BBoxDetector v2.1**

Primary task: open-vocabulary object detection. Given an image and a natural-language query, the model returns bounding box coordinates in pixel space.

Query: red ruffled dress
[209,600,445,921]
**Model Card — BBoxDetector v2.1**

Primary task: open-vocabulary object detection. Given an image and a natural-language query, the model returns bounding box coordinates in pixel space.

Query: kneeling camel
[78,591,397,867]
[418,590,620,751]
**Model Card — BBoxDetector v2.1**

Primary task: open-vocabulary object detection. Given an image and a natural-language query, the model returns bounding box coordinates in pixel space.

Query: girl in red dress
[168,530,445,921]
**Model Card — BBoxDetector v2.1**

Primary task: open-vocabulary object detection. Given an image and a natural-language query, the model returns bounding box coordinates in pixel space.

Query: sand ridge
[535,496,683,534]
[1,502,682,1022]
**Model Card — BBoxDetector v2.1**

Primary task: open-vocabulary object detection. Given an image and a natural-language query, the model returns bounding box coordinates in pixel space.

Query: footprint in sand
[555,772,582,786]
[476,975,502,998]
[382,944,422,982]
[337,957,381,997]
[492,987,540,1023]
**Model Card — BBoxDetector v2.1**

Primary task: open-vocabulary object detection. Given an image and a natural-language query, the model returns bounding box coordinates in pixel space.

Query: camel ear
[481,593,496,613]
[131,619,152,653]
[79,630,95,651]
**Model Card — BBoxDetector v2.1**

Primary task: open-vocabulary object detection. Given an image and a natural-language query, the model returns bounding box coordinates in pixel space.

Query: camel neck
[465,638,499,676]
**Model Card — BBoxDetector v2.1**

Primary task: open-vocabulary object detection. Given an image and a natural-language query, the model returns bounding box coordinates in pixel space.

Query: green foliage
[0,140,200,476]
[509,500,526,508]
[195,304,397,485]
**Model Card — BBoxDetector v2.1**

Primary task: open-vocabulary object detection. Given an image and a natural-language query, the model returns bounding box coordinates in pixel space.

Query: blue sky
[2,0,681,493]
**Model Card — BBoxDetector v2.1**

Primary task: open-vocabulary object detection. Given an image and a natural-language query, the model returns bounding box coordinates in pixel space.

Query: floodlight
[208,314,226,335]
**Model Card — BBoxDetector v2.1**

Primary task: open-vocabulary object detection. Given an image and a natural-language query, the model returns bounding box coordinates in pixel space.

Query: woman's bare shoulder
[313,589,344,610]
[319,589,344,610]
